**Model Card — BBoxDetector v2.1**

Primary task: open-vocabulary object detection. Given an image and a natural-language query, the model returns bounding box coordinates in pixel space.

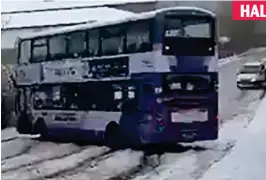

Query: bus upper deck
[14,6,219,86]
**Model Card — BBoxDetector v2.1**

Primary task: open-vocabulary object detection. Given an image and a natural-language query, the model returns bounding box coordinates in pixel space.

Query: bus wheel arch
[104,121,121,150]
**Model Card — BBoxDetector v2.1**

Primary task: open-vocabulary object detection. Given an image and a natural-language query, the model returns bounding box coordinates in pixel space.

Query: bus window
[114,91,122,100]
[128,86,135,99]
[127,20,151,53]
[101,26,125,56]
[113,83,123,100]
[67,31,86,58]
[88,29,100,56]
[61,85,80,109]
[19,40,31,63]
[32,38,48,62]
[33,86,56,109]
[162,14,215,56]
[49,35,67,60]
[164,18,211,38]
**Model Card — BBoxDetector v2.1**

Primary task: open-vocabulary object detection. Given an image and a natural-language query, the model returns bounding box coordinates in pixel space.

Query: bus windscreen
[162,15,215,56]
[164,18,212,39]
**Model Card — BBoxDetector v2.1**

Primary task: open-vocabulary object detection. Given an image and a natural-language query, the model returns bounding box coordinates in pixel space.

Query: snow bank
[2,7,135,29]
[1,0,155,14]
[200,96,266,180]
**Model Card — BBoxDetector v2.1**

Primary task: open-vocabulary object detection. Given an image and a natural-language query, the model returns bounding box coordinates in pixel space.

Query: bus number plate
[171,109,208,123]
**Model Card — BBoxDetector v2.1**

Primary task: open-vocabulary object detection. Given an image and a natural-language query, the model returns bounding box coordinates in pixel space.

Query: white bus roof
[19,6,215,40]
[1,0,156,14]
[1,7,135,30]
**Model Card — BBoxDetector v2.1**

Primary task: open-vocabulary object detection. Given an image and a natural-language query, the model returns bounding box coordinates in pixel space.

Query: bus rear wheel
[104,122,122,150]
[33,118,49,141]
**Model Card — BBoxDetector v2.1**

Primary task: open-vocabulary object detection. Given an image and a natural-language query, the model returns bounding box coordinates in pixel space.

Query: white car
[237,62,266,89]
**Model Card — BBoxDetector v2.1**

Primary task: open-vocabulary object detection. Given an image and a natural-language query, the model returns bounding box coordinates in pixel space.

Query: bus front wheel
[104,122,122,150]
[33,118,49,140]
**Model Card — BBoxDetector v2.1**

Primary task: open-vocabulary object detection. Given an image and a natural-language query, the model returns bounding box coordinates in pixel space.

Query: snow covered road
[199,94,266,180]
[2,48,266,180]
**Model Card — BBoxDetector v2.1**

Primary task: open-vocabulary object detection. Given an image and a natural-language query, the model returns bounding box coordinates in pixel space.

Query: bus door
[132,75,167,142]
[160,73,218,142]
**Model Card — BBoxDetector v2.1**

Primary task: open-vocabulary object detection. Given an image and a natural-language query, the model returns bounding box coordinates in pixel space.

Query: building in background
[1,5,135,64]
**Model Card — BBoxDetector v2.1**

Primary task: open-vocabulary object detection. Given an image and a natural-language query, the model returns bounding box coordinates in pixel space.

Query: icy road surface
[2,48,266,180]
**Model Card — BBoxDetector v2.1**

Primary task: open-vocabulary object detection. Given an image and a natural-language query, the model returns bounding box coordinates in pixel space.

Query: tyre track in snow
[46,150,144,180]
[1,139,40,161]
[1,146,113,180]
[1,142,87,173]
[1,136,19,143]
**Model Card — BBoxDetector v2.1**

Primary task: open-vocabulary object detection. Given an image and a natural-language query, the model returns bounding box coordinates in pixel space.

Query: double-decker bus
[14,6,220,149]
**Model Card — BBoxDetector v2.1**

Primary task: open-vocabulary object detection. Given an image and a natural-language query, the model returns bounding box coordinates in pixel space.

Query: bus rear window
[163,74,214,92]
[162,15,215,56]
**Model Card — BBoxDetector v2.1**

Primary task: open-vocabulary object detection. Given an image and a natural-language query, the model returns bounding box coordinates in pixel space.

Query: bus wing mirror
[218,36,231,45]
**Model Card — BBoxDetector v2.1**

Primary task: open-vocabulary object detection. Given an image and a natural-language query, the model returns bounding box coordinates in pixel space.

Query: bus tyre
[104,122,122,150]
[33,118,49,141]
[16,111,33,134]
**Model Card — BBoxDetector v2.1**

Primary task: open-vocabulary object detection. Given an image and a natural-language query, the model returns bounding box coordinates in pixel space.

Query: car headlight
[250,78,256,82]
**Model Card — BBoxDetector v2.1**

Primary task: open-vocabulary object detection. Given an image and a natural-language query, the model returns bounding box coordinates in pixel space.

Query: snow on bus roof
[2,7,135,30]
[1,0,156,14]
[19,6,215,40]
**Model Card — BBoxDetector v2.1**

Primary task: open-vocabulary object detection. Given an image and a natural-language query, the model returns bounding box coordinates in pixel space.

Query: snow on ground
[1,142,83,172]
[1,128,18,142]
[1,138,38,160]
[199,97,266,180]
[48,150,143,180]
[2,146,111,180]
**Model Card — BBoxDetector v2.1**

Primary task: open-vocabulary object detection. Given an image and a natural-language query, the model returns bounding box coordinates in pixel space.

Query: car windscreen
[240,65,260,74]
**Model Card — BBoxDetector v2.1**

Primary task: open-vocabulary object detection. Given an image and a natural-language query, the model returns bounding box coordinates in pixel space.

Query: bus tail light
[216,116,219,121]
